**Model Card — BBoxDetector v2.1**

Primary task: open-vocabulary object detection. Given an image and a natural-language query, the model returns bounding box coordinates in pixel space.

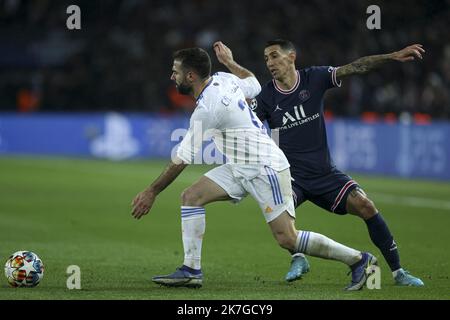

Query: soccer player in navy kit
[221,39,425,286]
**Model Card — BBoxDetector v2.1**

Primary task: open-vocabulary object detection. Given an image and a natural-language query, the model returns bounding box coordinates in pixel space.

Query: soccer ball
[4,251,44,287]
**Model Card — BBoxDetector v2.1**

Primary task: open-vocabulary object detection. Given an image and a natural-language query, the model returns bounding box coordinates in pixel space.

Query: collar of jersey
[273,70,300,94]
[196,77,214,103]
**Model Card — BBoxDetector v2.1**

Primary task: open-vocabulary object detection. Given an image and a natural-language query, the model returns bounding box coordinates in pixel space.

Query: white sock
[292,253,305,259]
[296,230,361,266]
[181,206,205,270]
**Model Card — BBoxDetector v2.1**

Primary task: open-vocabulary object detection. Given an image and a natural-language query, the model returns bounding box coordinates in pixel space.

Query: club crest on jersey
[298,90,310,102]
[282,105,307,125]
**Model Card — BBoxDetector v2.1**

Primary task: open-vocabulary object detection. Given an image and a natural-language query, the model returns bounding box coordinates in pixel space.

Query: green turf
[0,156,449,300]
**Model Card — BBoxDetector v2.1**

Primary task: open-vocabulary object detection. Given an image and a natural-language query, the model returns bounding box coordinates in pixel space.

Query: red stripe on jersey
[331,180,357,212]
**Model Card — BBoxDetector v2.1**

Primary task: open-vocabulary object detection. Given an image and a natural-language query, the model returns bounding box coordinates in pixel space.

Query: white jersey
[176,72,290,171]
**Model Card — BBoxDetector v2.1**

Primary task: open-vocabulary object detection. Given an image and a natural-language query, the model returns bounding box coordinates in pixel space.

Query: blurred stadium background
[0,0,449,299]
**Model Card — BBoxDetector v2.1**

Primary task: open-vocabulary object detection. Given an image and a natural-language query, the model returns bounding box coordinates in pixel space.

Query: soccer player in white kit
[131,42,376,290]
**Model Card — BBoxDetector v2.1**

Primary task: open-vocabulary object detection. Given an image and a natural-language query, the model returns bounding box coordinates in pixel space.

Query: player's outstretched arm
[131,159,188,219]
[336,44,425,80]
[213,41,261,98]
[213,41,255,79]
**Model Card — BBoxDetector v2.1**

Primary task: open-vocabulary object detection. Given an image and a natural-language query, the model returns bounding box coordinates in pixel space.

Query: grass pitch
[0,156,449,300]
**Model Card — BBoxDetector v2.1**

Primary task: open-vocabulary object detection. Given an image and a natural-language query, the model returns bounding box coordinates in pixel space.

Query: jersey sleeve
[215,72,261,99]
[176,103,217,164]
[249,94,270,121]
[310,66,342,91]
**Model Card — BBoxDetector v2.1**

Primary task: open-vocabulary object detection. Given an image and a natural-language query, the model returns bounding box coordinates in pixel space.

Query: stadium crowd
[0,0,449,119]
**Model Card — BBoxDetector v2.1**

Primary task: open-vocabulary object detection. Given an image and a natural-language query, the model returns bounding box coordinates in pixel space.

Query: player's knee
[357,197,377,219]
[181,188,203,206]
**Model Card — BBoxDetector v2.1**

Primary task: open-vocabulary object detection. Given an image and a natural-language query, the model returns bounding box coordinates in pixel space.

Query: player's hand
[213,41,234,66]
[131,189,156,219]
[392,44,425,62]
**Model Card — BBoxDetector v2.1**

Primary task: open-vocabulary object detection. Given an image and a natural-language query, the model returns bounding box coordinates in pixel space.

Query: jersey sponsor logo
[274,104,283,112]
[282,105,307,125]
[278,105,320,130]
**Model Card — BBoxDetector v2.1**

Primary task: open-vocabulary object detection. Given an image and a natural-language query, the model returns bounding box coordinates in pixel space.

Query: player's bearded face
[171,61,193,95]
[175,76,193,95]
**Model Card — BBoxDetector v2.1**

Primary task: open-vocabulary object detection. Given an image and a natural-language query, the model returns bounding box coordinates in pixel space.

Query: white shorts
[204,164,296,223]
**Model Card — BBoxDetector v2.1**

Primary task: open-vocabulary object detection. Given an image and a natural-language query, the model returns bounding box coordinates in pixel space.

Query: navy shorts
[291,169,359,215]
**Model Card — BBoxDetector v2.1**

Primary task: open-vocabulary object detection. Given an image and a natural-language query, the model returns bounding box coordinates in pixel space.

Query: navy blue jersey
[252,66,341,184]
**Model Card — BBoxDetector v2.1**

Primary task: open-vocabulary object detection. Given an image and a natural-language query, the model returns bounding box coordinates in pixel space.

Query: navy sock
[181,265,202,274]
[365,213,401,271]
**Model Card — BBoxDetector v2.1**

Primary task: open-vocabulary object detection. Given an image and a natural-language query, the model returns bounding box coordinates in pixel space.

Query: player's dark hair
[173,48,211,79]
[265,39,296,53]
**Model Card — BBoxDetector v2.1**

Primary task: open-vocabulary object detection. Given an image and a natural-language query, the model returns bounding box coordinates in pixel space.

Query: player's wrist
[145,187,158,197]
[223,59,237,70]
[388,52,399,61]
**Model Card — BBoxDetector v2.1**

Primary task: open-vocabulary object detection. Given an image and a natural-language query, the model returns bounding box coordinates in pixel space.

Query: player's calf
[273,231,297,251]
[269,212,298,251]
